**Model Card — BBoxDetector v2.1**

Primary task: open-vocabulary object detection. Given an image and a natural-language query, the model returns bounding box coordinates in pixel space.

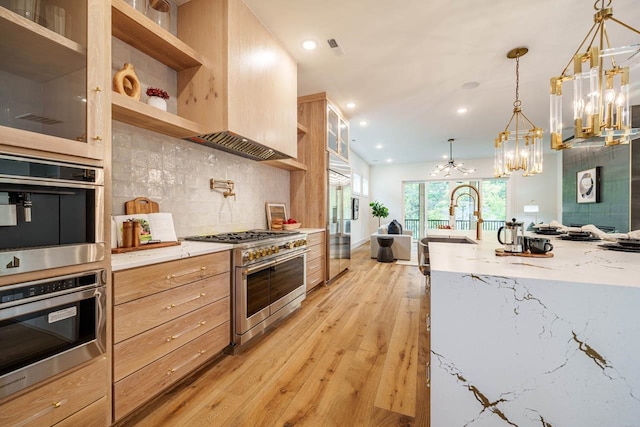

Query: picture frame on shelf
[577,167,600,204]
[266,203,287,229]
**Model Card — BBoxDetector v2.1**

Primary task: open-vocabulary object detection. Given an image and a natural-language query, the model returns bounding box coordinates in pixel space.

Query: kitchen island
[428,233,640,426]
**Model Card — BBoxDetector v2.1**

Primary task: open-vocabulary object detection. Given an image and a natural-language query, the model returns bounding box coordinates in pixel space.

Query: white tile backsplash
[112,122,290,238]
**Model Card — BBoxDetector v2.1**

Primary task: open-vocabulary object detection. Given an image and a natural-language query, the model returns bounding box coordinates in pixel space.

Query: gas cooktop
[184,230,299,244]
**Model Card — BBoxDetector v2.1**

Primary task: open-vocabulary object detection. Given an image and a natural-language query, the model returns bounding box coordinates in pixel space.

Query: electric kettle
[497,218,525,253]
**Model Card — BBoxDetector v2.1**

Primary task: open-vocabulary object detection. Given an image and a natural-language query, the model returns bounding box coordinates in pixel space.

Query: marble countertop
[111,241,233,271]
[428,230,640,288]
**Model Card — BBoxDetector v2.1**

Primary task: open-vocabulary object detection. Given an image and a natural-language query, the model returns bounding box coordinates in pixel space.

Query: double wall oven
[0,153,107,398]
[186,231,307,352]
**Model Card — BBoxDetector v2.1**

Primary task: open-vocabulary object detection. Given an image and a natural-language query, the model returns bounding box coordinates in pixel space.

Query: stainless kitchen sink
[417,235,477,276]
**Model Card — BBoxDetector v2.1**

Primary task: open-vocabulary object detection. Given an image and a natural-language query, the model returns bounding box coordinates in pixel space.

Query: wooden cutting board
[125,197,159,214]
[495,248,553,258]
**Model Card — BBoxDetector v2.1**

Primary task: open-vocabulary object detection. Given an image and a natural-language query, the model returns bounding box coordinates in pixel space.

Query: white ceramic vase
[147,96,167,111]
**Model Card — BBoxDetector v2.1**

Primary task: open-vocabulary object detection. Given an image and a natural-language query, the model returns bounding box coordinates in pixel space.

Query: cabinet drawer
[54,396,107,427]
[307,268,324,291]
[307,255,323,275]
[114,297,230,382]
[114,252,230,305]
[307,243,323,261]
[114,273,230,343]
[307,232,324,247]
[0,357,107,427]
[114,323,230,420]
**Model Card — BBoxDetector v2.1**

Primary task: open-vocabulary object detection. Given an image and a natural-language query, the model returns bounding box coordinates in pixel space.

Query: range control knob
[266,247,272,255]
[252,250,260,259]
[274,246,279,253]
[287,242,295,249]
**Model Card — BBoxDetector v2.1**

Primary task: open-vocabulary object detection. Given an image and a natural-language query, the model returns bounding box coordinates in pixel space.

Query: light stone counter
[428,231,640,426]
[111,241,233,271]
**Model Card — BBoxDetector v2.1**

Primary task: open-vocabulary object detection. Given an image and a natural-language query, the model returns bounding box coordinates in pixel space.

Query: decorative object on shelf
[430,138,475,177]
[113,63,141,100]
[550,0,640,150]
[44,4,66,37]
[494,47,543,177]
[577,167,601,204]
[146,87,169,111]
[146,0,171,33]
[266,203,287,230]
[369,201,389,227]
[9,0,45,26]
[124,0,145,13]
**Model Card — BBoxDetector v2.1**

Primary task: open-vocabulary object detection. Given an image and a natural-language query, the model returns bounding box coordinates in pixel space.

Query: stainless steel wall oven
[0,153,105,276]
[0,269,106,398]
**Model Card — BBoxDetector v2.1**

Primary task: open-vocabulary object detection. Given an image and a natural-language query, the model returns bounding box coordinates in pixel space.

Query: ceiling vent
[327,38,344,56]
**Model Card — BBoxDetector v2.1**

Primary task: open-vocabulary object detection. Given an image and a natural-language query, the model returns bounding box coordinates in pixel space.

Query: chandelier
[494,47,544,177]
[430,138,475,177]
[550,0,640,149]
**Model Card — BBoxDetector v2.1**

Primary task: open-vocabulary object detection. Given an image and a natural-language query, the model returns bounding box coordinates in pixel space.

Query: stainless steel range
[185,230,307,352]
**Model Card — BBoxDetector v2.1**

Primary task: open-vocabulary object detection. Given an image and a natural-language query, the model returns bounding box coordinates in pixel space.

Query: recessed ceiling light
[386,158,392,163]
[346,102,356,109]
[461,81,480,90]
[457,107,468,114]
[360,121,368,126]
[376,144,383,149]
[302,40,317,50]
[442,155,448,159]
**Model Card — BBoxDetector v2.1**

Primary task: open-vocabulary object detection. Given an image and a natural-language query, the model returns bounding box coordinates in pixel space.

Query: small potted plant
[146,87,169,111]
[369,201,389,227]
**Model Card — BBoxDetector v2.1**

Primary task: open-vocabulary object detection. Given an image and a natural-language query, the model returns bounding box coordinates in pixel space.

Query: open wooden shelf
[112,92,206,138]
[111,0,204,71]
[0,7,86,82]
[263,158,308,171]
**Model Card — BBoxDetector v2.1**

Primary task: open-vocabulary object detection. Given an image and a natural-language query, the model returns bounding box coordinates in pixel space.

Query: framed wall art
[352,197,359,220]
[577,167,600,204]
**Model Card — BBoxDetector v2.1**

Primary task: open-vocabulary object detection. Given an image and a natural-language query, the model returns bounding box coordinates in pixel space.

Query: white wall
[349,150,371,248]
[369,153,562,235]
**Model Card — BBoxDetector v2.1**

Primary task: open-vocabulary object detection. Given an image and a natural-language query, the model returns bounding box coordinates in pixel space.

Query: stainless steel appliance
[327,153,351,282]
[0,154,105,276]
[185,231,307,352]
[0,270,106,398]
[497,218,525,253]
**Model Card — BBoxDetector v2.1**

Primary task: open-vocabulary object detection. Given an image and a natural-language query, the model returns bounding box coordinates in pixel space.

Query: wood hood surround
[176,0,298,159]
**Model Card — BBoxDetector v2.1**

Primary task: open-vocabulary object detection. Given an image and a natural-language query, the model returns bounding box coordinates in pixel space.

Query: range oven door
[236,252,306,338]
[0,270,106,398]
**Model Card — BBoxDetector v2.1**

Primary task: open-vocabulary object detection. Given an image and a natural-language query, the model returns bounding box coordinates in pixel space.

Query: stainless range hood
[185,131,291,161]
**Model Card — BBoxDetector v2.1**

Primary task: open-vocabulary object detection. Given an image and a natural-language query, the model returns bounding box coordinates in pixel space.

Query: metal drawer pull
[426,314,431,332]
[166,274,176,279]
[166,321,207,342]
[166,293,206,310]
[166,350,207,375]
[14,399,68,427]
[166,266,209,281]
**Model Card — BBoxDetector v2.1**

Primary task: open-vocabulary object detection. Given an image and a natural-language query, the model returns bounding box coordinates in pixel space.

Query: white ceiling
[243,0,640,165]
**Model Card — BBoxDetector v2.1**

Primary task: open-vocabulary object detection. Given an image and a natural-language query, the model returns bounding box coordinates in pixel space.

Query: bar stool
[376,236,394,263]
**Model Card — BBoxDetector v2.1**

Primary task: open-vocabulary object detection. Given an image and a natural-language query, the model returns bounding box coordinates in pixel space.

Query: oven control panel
[0,272,99,305]
[242,238,307,263]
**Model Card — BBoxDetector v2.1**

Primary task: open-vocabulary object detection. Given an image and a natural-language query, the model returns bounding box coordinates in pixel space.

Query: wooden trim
[263,158,307,171]
[297,92,327,104]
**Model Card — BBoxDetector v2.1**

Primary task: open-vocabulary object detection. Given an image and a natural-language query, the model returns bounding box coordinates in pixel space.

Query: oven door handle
[274,250,308,265]
[242,260,277,275]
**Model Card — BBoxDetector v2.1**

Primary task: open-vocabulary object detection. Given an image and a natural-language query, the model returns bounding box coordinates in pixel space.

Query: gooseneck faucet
[449,184,483,240]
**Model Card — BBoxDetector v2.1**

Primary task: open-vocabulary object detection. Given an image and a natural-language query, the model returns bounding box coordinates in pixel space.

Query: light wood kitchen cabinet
[177,0,298,159]
[291,92,350,229]
[0,356,108,427]
[112,252,231,421]
[327,104,350,161]
[0,0,110,162]
[306,230,326,291]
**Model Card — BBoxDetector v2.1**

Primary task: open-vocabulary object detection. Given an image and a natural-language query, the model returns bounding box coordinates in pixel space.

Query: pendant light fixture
[494,47,544,177]
[550,0,640,150]
[430,138,475,178]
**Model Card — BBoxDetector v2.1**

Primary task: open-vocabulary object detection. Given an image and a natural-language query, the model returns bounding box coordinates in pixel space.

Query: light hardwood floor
[119,244,429,427]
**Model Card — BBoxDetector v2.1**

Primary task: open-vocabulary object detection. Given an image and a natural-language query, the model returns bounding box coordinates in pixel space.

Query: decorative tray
[558,235,601,241]
[534,229,564,236]
[111,241,181,254]
[495,248,553,258]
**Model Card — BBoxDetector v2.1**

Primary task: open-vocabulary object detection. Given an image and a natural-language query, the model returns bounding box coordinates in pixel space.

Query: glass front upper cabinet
[327,104,348,160]
[0,0,107,160]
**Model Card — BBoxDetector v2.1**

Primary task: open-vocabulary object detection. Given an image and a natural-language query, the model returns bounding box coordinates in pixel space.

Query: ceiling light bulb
[302,40,317,50]
[457,107,468,114]
[360,121,368,126]
[346,102,356,109]
[376,144,383,149]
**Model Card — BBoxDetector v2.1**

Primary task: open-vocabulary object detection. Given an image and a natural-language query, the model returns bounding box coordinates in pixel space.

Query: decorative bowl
[283,223,301,230]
